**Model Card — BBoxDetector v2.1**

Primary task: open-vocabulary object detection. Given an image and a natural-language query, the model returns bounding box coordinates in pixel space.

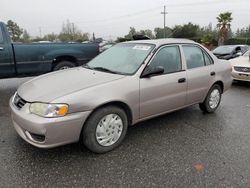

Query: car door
[0,24,15,78]
[182,45,215,105]
[139,45,187,119]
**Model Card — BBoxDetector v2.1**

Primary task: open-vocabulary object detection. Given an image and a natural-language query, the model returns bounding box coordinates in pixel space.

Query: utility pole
[161,5,168,38]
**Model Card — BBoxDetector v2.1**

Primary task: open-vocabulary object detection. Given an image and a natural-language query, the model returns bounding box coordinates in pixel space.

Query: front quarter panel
[51,76,140,124]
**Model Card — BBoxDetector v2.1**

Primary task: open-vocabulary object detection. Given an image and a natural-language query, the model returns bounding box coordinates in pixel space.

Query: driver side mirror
[141,66,164,78]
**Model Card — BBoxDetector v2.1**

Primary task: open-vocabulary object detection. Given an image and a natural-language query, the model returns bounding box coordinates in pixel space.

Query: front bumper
[232,70,250,82]
[9,97,91,148]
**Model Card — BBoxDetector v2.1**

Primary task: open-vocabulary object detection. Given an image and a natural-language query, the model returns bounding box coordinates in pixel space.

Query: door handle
[178,78,186,83]
[210,71,216,76]
[0,47,4,51]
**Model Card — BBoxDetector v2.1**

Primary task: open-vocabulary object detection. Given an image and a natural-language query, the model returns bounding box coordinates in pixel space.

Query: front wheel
[82,106,128,153]
[199,84,222,113]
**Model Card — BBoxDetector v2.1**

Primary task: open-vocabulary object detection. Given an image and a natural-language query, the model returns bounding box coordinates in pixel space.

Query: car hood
[18,67,126,102]
[230,56,250,67]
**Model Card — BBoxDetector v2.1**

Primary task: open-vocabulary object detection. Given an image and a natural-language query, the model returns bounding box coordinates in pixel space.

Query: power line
[14,0,250,36]
[22,0,250,31]
[73,6,162,24]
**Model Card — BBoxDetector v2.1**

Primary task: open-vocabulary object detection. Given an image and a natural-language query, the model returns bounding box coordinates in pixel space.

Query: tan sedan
[230,49,250,82]
[10,39,232,153]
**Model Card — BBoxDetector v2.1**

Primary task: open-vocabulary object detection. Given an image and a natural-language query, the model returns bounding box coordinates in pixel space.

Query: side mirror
[141,66,164,78]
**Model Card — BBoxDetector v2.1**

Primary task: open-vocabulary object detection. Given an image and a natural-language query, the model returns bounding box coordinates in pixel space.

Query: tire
[53,61,76,71]
[82,106,128,154]
[199,84,222,113]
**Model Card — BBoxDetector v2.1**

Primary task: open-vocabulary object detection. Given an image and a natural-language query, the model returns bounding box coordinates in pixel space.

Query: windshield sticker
[133,45,151,51]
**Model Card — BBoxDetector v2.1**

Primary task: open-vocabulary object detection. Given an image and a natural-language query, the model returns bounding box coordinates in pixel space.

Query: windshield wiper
[91,67,119,74]
[82,64,92,69]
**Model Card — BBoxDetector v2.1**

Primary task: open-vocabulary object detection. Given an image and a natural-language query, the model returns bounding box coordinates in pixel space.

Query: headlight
[29,103,68,118]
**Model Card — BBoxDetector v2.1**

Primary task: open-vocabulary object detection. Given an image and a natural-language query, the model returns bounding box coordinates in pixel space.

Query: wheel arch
[213,80,224,93]
[79,101,133,142]
[87,101,133,126]
[52,55,78,70]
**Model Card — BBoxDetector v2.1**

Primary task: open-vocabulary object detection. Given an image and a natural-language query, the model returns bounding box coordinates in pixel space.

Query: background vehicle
[213,45,249,60]
[99,43,115,53]
[230,49,250,82]
[10,39,232,153]
[0,22,99,78]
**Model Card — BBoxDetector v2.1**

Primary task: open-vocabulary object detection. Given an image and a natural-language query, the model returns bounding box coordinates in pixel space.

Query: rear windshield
[243,49,250,56]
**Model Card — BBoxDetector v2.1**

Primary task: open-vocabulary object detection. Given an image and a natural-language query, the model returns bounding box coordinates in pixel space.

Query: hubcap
[209,89,220,109]
[96,114,123,147]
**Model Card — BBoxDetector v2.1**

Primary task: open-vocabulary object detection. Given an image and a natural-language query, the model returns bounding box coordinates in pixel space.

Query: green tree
[6,20,23,42]
[154,27,173,38]
[235,25,250,37]
[198,23,216,37]
[216,12,233,45]
[138,29,155,39]
[172,23,199,38]
[124,27,138,39]
[201,34,213,45]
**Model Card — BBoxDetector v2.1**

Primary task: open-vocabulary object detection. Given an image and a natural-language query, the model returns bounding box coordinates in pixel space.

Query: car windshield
[213,46,234,54]
[86,43,155,75]
[243,49,250,56]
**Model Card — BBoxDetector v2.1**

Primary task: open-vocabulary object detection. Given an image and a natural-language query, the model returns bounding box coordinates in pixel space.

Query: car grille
[13,93,27,109]
[234,66,250,73]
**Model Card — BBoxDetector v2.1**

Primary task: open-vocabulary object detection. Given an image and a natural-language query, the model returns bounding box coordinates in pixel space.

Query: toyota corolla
[10,39,232,153]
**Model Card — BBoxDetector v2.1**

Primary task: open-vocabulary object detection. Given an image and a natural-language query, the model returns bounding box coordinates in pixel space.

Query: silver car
[10,39,232,153]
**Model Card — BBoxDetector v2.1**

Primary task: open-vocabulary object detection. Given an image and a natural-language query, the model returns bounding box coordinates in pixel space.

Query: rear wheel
[82,106,128,153]
[199,84,222,113]
[53,61,76,71]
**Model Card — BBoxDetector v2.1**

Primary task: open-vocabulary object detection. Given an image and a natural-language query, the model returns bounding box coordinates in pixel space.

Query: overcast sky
[1,0,250,40]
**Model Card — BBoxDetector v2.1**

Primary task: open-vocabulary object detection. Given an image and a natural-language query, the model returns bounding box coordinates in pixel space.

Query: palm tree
[216,12,233,46]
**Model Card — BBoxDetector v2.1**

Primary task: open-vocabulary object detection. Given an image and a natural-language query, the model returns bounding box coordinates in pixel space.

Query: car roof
[123,38,196,47]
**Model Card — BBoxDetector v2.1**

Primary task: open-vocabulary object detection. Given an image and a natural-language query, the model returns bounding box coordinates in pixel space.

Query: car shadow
[232,80,250,88]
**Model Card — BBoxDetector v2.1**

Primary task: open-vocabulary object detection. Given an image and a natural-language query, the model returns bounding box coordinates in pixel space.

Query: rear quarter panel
[214,59,232,92]
[202,47,232,93]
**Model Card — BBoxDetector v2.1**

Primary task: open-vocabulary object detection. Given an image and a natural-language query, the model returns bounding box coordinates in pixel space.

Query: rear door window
[183,46,205,69]
[203,52,213,65]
